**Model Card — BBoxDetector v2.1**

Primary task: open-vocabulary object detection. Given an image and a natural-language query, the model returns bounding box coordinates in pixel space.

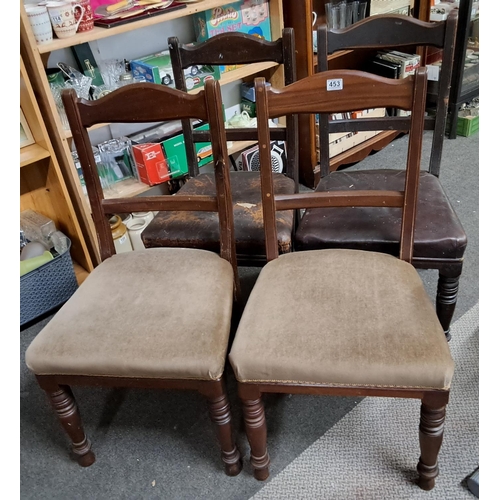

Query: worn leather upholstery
[295,170,467,260]
[26,248,234,380]
[229,249,454,389]
[142,172,295,257]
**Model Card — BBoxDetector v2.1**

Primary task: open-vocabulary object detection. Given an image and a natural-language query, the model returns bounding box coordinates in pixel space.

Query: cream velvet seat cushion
[26,248,234,381]
[229,249,454,389]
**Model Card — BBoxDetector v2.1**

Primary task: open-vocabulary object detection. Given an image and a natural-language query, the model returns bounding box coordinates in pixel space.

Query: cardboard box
[193,0,273,62]
[241,81,271,102]
[130,50,218,92]
[131,143,171,186]
[161,123,213,176]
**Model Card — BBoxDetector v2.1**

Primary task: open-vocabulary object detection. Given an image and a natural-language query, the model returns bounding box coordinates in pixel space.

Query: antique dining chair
[295,13,467,340]
[142,29,299,266]
[24,80,243,476]
[229,69,455,490]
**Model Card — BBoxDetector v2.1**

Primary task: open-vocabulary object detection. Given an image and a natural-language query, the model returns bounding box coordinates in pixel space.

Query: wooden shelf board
[20,143,51,167]
[102,177,152,199]
[73,260,90,285]
[64,122,108,139]
[189,62,279,94]
[37,0,258,54]
[228,140,256,156]
[313,50,353,67]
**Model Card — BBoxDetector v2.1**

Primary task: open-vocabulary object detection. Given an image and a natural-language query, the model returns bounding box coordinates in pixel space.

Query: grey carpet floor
[250,303,479,500]
[20,131,478,499]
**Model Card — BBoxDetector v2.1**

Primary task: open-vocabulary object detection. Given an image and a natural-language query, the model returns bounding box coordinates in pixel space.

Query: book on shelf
[315,107,386,160]
[366,50,421,117]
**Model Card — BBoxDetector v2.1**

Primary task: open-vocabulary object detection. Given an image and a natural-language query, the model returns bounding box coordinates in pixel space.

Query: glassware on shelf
[71,146,113,196]
[326,2,341,30]
[98,137,137,186]
[20,210,69,255]
[100,59,126,91]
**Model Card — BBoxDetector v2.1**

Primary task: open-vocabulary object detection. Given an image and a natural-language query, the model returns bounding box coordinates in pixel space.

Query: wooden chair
[294,13,467,341]
[24,80,243,476]
[142,29,299,266]
[228,69,455,490]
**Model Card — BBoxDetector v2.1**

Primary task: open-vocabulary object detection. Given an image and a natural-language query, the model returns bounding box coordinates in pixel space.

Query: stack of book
[364,50,421,116]
[316,107,387,161]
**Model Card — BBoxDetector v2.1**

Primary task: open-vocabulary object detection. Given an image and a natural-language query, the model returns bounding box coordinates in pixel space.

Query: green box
[240,98,256,117]
[130,50,219,92]
[455,115,479,137]
[161,123,213,178]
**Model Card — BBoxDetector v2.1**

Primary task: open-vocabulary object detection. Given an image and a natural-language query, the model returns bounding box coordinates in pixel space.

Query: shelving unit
[20,0,285,266]
[20,54,92,282]
[282,0,426,188]
[448,0,479,139]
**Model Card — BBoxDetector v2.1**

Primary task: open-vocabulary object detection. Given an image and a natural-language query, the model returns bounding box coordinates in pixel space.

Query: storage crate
[20,238,78,326]
[455,115,479,137]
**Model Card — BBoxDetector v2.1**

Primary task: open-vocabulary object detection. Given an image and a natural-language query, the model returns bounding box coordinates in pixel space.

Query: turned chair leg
[241,396,270,481]
[46,385,95,467]
[436,270,461,342]
[206,382,242,477]
[417,402,447,490]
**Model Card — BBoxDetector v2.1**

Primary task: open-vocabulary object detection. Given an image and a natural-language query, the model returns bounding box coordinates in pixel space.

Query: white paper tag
[326,79,343,91]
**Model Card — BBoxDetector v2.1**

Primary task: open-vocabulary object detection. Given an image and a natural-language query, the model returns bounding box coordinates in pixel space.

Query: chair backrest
[62,81,238,286]
[316,12,458,178]
[168,29,298,189]
[254,68,428,262]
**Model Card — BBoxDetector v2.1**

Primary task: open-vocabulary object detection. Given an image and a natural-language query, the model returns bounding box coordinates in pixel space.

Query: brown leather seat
[304,15,464,342]
[141,30,299,265]
[295,170,467,260]
[142,172,295,258]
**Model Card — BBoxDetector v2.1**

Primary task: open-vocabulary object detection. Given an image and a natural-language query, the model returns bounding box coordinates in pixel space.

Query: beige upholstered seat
[26,248,234,381]
[25,81,244,475]
[230,68,455,489]
[229,249,454,389]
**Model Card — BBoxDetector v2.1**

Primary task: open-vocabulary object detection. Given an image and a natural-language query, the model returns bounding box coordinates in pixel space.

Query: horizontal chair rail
[240,382,450,401]
[328,115,437,134]
[193,128,287,143]
[176,33,284,68]
[102,195,218,214]
[326,14,446,53]
[274,190,405,211]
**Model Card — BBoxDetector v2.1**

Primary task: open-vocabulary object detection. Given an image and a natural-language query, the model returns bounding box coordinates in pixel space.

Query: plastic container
[20,237,78,326]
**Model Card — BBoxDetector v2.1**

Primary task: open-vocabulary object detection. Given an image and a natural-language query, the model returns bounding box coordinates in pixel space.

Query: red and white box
[131,143,171,186]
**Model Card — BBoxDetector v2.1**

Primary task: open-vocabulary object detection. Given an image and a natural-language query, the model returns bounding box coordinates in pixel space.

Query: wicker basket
[20,238,78,326]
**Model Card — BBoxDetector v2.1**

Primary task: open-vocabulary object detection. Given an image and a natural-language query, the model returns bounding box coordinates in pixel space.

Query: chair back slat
[168,29,298,182]
[266,70,415,117]
[317,11,458,177]
[255,67,428,263]
[62,81,238,283]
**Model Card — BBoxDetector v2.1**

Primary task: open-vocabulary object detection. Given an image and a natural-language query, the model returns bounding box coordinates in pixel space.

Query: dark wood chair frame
[38,81,242,475]
[138,30,300,267]
[312,12,463,340]
[169,29,298,187]
[237,69,451,491]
